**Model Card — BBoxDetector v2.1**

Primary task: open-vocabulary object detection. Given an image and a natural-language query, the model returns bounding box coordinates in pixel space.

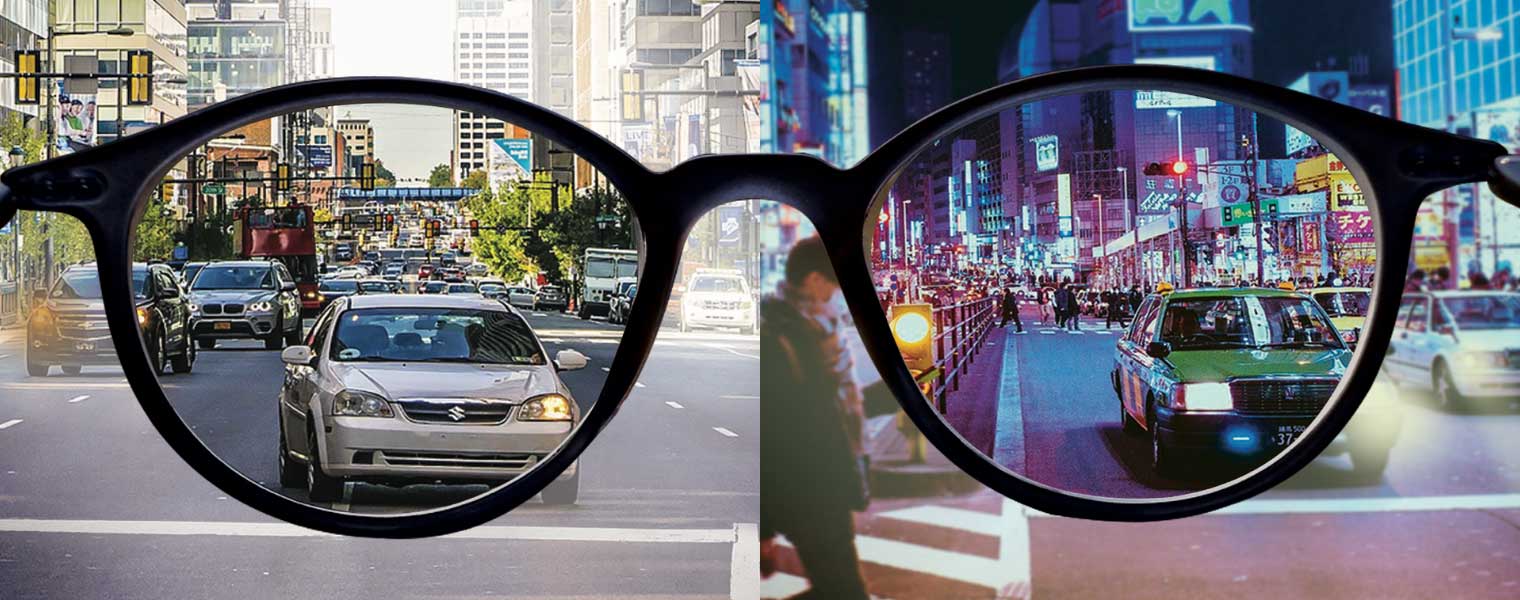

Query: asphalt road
[0,310,761,599]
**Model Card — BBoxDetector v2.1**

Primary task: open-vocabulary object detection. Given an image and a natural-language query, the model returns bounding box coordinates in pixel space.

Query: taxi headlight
[519,394,573,422]
[332,390,394,418]
[1457,351,1507,369]
[1178,382,1233,411]
[247,301,273,313]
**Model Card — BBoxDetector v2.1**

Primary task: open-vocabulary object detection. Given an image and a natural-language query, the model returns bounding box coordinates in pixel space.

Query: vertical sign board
[1057,173,1075,261]
[718,204,744,247]
[487,138,533,192]
[1033,135,1059,171]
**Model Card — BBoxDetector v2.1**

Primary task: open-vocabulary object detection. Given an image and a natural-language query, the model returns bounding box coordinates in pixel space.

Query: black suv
[27,263,196,377]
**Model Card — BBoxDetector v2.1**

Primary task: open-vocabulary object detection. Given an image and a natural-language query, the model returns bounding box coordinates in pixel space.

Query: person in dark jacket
[1000,286,1023,332]
[759,236,868,599]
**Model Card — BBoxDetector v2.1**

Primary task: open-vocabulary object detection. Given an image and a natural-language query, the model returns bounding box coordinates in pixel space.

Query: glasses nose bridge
[667,153,851,217]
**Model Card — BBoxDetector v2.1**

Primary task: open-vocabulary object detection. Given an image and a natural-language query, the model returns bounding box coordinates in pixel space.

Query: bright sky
[325,0,457,182]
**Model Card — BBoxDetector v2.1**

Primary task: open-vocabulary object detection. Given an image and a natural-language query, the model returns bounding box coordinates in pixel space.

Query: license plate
[75,342,95,352]
[1271,424,1307,447]
[214,322,232,331]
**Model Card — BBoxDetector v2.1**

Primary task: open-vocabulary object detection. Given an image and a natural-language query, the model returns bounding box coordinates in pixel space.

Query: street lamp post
[1442,2,1505,286]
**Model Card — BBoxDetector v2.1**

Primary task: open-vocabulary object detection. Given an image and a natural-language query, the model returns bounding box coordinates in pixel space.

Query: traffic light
[469,218,480,237]
[14,50,39,105]
[360,163,376,191]
[371,214,383,232]
[342,213,352,228]
[276,163,291,191]
[1143,161,1190,176]
[126,50,153,105]
[1143,162,1163,176]
[890,303,936,374]
[384,214,395,229]
[1170,160,1189,176]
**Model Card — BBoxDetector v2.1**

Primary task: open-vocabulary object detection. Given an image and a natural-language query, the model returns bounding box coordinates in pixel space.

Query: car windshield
[691,276,744,293]
[479,283,505,292]
[183,265,204,284]
[1441,295,1520,330]
[1159,295,1343,350]
[448,284,476,294]
[53,269,149,299]
[422,282,447,293]
[358,281,393,293]
[586,257,615,278]
[320,280,358,292]
[1314,291,1371,318]
[193,266,274,290]
[330,308,546,365]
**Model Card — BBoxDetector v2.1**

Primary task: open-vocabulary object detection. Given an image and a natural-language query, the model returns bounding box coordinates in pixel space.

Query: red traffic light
[1170,161,1189,175]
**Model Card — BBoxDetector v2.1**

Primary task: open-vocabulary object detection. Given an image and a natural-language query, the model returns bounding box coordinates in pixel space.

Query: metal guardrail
[0,281,19,326]
[926,295,997,413]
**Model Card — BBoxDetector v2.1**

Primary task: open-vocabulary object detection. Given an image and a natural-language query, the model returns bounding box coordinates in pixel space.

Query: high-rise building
[534,0,573,116]
[671,0,759,157]
[761,0,868,165]
[283,0,331,83]
[452,0,534,181]
[573,0,616,189]
[334,115,373,165]
[51,0,190,141]
[186,0,286,109]
[608,0,703,169]
[0,0,46,121]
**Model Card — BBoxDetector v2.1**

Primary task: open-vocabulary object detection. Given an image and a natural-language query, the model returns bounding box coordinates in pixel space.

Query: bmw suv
[189,260,303,350]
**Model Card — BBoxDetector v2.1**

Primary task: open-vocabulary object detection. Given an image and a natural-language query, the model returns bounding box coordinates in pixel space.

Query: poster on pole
[54,81,98,155]
[487,138,533,191]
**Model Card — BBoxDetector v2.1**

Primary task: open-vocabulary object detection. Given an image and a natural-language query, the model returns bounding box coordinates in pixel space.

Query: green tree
[461,170,488,190]
[132,199,176,261]
[374,160,396,188]
[428,164,453,187]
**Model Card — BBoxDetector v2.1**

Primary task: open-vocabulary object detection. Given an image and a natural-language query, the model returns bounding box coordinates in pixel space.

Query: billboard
[487,138,533,191]
[1347,84,1392,117]
[298,144,333,169]
[1129,0,1252,32]
[1285,71,1350,155]
[1033,135,1059,171]
[717,204,744,247]
[1326,211,1374,244]
[54,81,97,155]
[1134,56,1217,109]
[1138,176,1200,215]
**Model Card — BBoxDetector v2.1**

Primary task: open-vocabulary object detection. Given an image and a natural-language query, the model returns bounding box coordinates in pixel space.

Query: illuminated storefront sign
[1033,135,1059,171]
[1128,0,1252,32]
[1134,56,1217,109]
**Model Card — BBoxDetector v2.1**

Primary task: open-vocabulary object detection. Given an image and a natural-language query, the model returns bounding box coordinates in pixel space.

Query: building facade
[52,0,189,141]
[452,0,534,181]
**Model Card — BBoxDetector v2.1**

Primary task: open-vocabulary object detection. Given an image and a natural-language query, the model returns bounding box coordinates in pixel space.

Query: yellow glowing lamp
[1278,281,1297,291]
[1155,282,1175,294]
[890,303,935,373]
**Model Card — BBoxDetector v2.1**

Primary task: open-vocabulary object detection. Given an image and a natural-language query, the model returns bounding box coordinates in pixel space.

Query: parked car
[27,263,196,377]
[1111,287,1358,476]
[534,285,568,311]
[504,287,538,309]
[1384,291,1520,411]
[188,260,303,350]
[275,294,588,503]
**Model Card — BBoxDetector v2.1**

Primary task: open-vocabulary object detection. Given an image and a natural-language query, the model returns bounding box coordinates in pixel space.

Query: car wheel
[578,305,590,320]
[26,357,50,377]
[1434,362,1467,412]
[264,318,285,351]
[541,470,579,505]
[305,424,343,502]
[148,332,166,375]
[1149,400,1174,477]
[61,365,82,376]
[171,333,195,374]
[1349,445,1391,482]
[277,419,304,488]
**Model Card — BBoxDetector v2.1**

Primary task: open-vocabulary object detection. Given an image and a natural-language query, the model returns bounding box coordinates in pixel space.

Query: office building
[452,0,534,181]
[52,0,190,140]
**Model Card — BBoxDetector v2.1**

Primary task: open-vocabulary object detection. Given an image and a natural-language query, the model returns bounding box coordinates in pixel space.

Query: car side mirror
[1145,341,1172,359]
[555,349,588,372]
[281,345,315,366]
[157,286,180,300]
[281,281,297,292]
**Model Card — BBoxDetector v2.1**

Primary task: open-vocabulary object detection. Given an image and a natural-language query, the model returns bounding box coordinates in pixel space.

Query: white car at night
[1384,290,1520,410]
[275,294,589,504]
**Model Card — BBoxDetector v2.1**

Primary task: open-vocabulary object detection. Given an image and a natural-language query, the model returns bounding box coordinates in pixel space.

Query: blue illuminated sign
[1128,0,1252,32]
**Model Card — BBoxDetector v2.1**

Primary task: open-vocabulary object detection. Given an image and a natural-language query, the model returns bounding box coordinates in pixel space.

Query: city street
[0,318,761,598]
[766,325,1520,599]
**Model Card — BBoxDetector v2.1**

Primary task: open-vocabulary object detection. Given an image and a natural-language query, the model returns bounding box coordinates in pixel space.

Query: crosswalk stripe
[67,395,90,404]
[774,533,1007,589]
[760,573,810,599]
[0,419,22,430]
[878,505,1001,533]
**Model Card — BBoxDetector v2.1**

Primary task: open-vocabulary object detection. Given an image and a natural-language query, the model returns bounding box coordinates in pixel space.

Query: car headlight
[519,394,573,422]
[247,301,273,313]
[1457,351,1507,369]
[1177,382,1233,411]
[136,306,151,327]
[188,303,200,315]
[332,390,394,418]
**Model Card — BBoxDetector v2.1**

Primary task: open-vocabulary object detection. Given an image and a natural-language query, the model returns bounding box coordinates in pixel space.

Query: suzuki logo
[446,406,468,421]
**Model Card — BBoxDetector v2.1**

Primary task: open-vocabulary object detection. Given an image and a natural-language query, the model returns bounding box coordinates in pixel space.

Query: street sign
[201,182,226,195]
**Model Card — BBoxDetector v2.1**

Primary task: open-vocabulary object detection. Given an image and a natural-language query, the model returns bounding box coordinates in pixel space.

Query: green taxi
[1110,286,1353,475]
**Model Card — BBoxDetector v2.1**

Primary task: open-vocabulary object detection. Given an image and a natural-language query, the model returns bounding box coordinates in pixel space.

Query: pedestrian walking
[1000,286,1023,332]
[1037,285,1051,324]
[1063,283,1080,331]
[1053,284,1068,328]
[759,236,869,599]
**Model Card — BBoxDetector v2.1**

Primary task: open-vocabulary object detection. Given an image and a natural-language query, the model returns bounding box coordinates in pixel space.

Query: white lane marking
[601,367,611,372]
[0,382,130,390]
[878,505,1001,533]
[1039,330,1055,335]
[993,330,1026,474]
[532,312,547,317]
[0,519,739,543]
[665,401,684,409]
[0,354,10,360]
[635,382,646,388]
[0,419,22,430]
[701,342,760,360]
[713,427,739,438]
[1023,493,1520,518]
[720,395,759,400]
[760,573,811,599]
[997,498,1034,600]
[731,523,759,600]
[774,533,1008,589]
[67,395,90,404]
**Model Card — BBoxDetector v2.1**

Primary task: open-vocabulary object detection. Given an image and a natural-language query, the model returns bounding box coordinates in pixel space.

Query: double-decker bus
[233,205,321,315]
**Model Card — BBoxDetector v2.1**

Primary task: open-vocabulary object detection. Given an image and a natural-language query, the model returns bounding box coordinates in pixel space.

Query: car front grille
[201,303,244,316]
[394,399,512,424]
[1228,379,1338,416]
[54,314,111,339]
[376,451,537,469]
